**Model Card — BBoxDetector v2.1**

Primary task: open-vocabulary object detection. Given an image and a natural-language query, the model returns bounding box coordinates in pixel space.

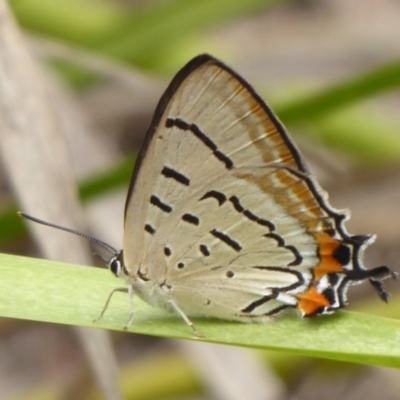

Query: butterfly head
[107,250,126,277]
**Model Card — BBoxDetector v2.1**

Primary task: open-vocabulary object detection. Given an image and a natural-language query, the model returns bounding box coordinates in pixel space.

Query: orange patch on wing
[313,232,344,280]
[296,286,331,316]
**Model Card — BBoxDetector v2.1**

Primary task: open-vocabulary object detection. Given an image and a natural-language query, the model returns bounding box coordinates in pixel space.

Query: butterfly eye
[109,258,122,277]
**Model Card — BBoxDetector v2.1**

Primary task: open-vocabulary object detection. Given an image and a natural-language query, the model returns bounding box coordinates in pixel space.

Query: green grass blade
[307,108,400,162]
[1,253,399,368]
[277,60,400,123]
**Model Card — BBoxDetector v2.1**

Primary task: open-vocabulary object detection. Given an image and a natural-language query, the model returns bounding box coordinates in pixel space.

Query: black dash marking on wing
[285,245,303,267]
[138,270,150,281]
[229,195,244,212]
[264,304,291,316]
[241,293,292,316]
[199,190,227,206]
[253,266,304,291]
[161,166,190,186]
[150,195,172,213]
[164,247,171,256]
[182,213,200,226]
[241,295,274,313]
[263,233,303,267]
[210,229,242,252]
[166,117,233,169]
[229,196,275,230]
[200,244,210,256]
[144,224,155,234]
[263,232,284,247]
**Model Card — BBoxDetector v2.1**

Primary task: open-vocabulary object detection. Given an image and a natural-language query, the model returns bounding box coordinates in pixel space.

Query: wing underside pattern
[122,54,394,322]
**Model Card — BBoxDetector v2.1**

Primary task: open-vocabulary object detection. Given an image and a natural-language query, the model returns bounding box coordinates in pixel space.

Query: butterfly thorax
[118,249,177,312]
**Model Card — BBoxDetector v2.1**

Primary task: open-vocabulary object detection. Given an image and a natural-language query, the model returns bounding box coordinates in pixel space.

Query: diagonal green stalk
[276,60,400,123]
[1,253,399,369]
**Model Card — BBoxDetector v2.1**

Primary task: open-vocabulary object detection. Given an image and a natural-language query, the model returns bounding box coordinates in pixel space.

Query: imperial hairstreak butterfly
[20,54,395,337]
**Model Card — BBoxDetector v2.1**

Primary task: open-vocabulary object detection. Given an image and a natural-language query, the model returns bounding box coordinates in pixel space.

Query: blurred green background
[1,0,400,399]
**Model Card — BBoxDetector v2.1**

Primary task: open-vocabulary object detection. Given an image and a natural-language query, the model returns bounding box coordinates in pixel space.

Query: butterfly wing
[123,54,393,321]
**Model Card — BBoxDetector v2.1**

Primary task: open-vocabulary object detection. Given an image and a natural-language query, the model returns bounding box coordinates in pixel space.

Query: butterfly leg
[93,287,129,324]
[123,285,135,330]
[168,299,204,338]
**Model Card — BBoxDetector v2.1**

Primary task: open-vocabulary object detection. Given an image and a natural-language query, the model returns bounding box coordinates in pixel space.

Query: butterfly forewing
[124,57,307,267]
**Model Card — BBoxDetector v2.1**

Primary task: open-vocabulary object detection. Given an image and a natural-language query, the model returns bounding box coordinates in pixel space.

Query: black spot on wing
[182,213,200,226]
[144,224,155,234]
[210,229,242,252]
[333,243,351,265]
[200,244,210,256]
[150,195,172,213]
[161,166,190,186]
[164,247,171,256]
[199,190,227,206]
[166,117,233,169]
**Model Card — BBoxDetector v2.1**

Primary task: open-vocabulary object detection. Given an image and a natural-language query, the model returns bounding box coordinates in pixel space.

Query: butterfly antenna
[18,211,118,256]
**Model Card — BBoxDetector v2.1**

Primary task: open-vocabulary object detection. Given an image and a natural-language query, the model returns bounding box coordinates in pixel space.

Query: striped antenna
[18,212,118,256]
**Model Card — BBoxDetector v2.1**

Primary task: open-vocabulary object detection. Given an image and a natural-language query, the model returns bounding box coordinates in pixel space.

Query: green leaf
[277,60,400,123]
[1,253,399,368]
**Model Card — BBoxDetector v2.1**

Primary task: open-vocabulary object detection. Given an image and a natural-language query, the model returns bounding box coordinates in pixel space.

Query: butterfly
[20,54,395,337]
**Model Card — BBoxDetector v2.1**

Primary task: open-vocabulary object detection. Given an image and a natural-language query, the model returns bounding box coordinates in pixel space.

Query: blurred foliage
[11,0,282,85]
[1,1,400,399]
[0,154,137,246]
